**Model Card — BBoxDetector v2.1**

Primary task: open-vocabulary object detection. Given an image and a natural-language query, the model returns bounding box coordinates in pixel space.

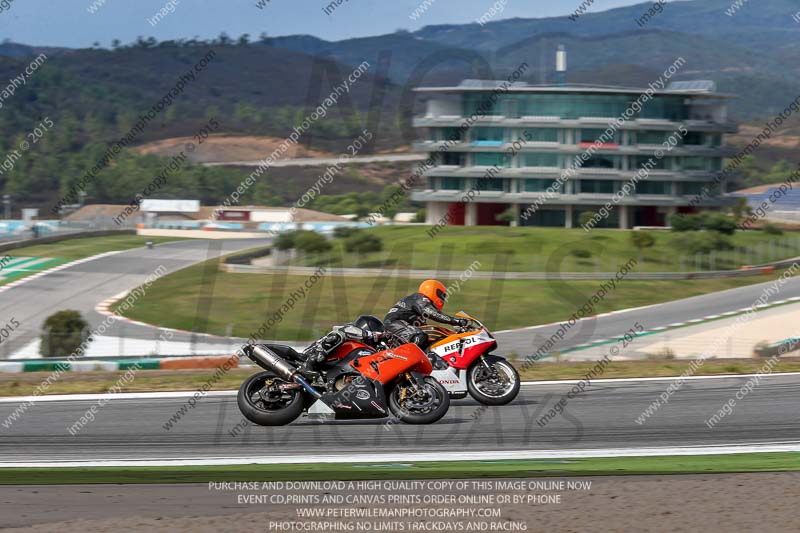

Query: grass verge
[293,226,800,273]
[1,358,798,397]
[112,258,793,338]
[2,452,798,484]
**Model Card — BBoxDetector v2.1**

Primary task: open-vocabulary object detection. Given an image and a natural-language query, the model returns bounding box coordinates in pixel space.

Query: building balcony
[412,140,737,158]
[411,187,728,207]
[413,115,738,133]
[423,166,723,182]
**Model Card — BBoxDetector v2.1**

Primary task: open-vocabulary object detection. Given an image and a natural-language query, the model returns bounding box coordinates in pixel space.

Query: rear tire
[467,358,520,405]
[388,376,450,424]
[237,371,305,426]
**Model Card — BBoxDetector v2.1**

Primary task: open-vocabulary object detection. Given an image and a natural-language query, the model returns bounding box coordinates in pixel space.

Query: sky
[0,0,645,48]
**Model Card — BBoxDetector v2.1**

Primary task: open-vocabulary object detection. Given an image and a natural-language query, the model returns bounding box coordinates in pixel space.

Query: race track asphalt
[0,238,271,356]
[494,273,800,357]
[1,375,798,463]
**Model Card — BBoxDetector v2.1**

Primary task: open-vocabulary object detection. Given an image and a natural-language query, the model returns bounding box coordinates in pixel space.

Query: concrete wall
[137,228,266,239]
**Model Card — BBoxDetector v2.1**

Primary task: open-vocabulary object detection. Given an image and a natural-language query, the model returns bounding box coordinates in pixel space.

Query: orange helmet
[418,279,448,310]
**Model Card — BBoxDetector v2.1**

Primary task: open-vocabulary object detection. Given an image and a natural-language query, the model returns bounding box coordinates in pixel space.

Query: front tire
[467,357,520,405]
[388,376,450,424]
[237,371,305,426]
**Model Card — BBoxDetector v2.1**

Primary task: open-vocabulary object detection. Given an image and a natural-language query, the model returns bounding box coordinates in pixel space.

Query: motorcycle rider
[299,317,383,376]
[383,280,469,349]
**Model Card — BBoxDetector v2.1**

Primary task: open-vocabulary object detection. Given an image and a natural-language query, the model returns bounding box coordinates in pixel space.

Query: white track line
[1,372,799,404]
[4,442,800,468]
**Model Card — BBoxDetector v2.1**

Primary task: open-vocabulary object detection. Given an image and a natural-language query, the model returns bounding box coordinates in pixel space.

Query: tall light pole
[2,195,10,220]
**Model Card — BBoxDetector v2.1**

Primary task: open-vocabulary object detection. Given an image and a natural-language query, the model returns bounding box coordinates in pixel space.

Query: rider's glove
[457,318,470,328]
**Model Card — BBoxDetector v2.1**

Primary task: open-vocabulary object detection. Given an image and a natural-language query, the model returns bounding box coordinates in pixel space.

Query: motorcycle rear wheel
[388,376,450,424]
[237,371,305,426]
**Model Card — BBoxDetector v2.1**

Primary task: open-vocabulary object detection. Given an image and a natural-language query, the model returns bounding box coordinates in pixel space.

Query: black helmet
[353,315,384,333]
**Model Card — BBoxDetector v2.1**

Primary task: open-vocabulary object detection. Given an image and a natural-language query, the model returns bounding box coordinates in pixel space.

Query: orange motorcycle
[237,316,450,426]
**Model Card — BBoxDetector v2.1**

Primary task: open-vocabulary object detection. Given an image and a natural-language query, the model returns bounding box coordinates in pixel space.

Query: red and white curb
[0,251,122,294]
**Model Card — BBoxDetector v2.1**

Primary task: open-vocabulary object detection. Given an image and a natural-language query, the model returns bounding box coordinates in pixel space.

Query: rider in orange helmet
[383,279,469,349]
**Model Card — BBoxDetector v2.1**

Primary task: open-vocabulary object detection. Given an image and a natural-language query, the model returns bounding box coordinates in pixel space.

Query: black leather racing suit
[383,293,464,349]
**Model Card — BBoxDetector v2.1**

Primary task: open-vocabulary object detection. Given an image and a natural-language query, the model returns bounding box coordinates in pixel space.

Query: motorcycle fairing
[430,329,496,370]
[320,376,388,419]
[431,367,466,394]
[352,343,433,384]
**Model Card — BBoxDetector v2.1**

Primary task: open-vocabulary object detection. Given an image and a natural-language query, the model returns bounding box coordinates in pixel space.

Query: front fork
[399,371,429,401]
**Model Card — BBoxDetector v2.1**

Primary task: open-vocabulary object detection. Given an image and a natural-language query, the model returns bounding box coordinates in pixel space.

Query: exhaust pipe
[249,345,322,399]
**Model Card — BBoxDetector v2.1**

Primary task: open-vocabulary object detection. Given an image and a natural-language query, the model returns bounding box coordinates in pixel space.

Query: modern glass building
[412,80,737,228]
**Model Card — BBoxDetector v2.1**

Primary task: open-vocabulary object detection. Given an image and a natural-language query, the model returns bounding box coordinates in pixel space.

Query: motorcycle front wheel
[237,371,305,426]
[388,376,450,424]
[467,357,520,405]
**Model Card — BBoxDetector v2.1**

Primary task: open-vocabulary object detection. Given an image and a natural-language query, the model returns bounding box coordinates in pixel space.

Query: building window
[634,156,668,170]
[475,177,506,192]
[579,180,616,194]
[520,208,566,227]
[440,127,462,142]
[439,177,464,191]
[681,156,707,171]
[441,152,464,166]
[640,96,686,120]
[635,130,670,144]
[505,99,519,118]
[680,182,709,196]
[521,128,559,142]
[472,127,504,143]
[635,181,671,195]
[683,131,704,145]
[583,155,619,169]
[474,152,510,167]
[579,128,619,144]
[522,153,560,168]
[464,94,501,117]
[524,178,563,193]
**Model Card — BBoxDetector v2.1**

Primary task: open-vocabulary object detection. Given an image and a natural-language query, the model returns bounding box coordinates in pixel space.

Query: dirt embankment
[135,135,334,164]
